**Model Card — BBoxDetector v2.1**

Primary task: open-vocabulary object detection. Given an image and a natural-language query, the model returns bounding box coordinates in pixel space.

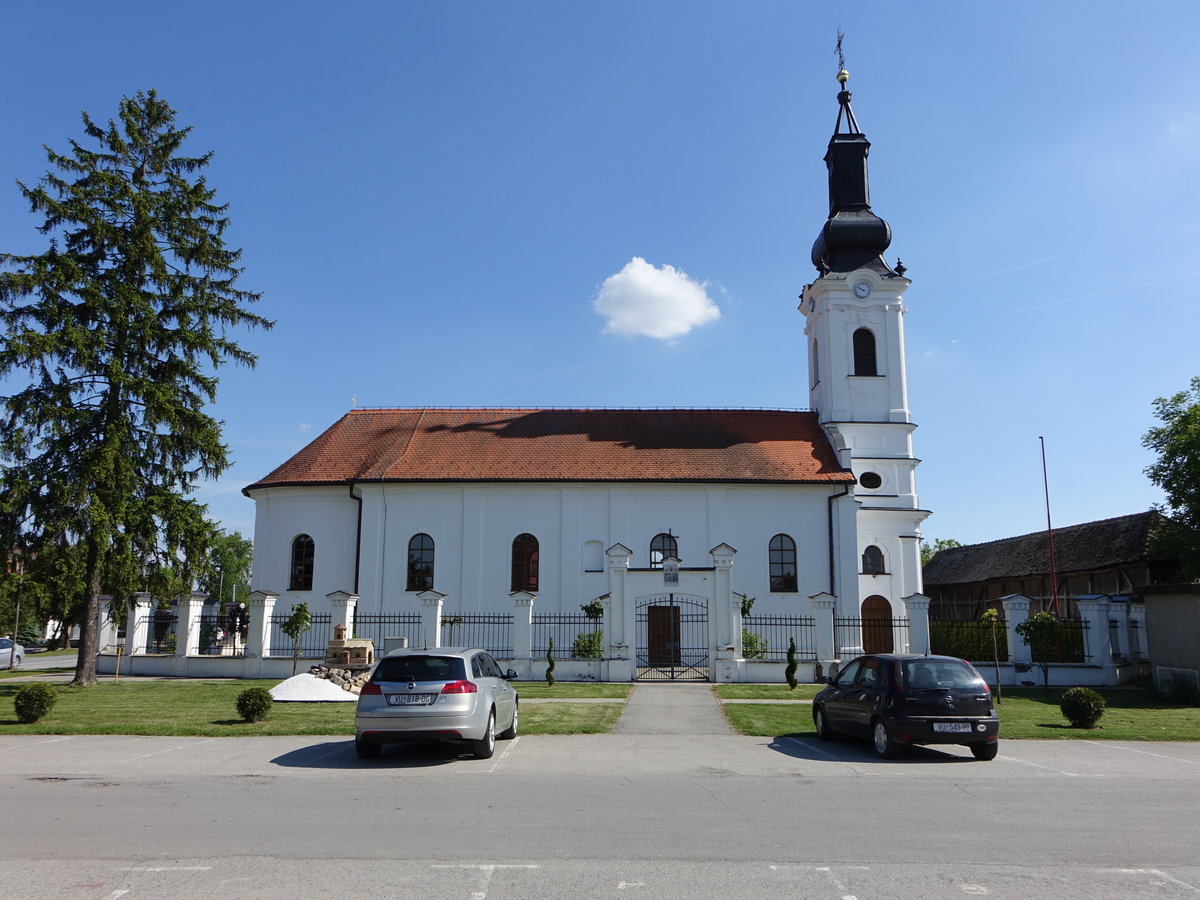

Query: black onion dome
[811,71,894,276]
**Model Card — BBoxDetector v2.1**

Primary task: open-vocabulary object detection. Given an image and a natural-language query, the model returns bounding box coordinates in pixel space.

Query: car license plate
[386,693,433,706]
[933,722,971,733]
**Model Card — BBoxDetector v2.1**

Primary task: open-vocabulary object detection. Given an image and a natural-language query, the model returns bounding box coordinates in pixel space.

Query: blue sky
[3,1,1198,548]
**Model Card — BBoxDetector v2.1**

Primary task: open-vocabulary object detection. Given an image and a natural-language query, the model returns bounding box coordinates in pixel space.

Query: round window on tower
[858,472,883,490]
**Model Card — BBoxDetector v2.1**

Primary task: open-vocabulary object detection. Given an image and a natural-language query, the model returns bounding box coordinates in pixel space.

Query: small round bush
[14,683,58,724]
[236,687,274,723]
[1061,686,1106,728]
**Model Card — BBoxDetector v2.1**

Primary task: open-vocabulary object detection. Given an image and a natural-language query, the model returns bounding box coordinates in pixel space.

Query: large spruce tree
[0,90,272,684]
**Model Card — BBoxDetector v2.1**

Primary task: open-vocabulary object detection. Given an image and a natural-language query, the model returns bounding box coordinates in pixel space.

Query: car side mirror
[824,676,837,685]
[504,669,519,680]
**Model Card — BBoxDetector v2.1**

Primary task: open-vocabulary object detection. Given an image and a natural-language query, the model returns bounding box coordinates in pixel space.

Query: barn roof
[244,408,855,492]
[922,512,1164,585]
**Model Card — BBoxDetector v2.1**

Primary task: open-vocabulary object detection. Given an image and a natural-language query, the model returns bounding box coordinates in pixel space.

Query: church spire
[811,67,894,276]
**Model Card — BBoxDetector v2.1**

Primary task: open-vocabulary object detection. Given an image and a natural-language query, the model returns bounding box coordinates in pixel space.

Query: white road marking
[106,892,129,899]
[1085,741,1200,765]
[128,867,213,872]
[113,739,218,765]
[486,735,520,773]
[617,882,646,889]
[431,863,539,899]
[996,754,1090,777]
[959,884,989,894]
[770,864,865,899]
[35,737,75,745]
[1116,868,1200,891]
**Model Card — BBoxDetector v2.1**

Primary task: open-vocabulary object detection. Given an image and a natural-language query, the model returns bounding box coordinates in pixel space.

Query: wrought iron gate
[635,594,709,681]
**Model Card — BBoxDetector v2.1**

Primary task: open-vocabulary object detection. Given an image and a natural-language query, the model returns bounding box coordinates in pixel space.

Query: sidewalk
[612,682,732,735]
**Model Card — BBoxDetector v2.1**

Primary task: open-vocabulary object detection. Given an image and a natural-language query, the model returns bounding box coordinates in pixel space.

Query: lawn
[0,678,628,737]
[718,685,1200,741]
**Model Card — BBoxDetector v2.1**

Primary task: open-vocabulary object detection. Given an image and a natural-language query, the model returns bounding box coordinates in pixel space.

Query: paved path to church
[611,682,733,735]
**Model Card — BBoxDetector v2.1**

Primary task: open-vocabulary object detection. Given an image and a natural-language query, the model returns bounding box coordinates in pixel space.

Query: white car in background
[1,637,24,669]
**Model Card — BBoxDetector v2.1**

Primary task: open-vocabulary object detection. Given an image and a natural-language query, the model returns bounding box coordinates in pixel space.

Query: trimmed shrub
[785,637,798,690]
[545,638,556,686]
[1060,686,1106,728]
[14,683,58,723]
[742,629,768,660]
[236,687,274,723]
[571,630,603,659]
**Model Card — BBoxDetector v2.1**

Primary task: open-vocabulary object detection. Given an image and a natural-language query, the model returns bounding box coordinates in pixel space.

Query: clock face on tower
[853,280,872,298]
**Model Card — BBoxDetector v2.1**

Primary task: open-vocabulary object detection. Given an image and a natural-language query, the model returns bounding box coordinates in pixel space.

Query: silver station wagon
[354,647,519,760]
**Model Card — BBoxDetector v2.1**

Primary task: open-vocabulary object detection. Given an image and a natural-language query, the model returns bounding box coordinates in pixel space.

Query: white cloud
[298,423,312,433]
[593,257,720,340]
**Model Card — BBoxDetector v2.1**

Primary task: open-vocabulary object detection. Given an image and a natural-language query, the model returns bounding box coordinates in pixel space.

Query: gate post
[245,590,277,679]
[605,544,633,682]
[510,591,535,671]
[1077,595,1117,684]
[416,590,446,649]
[1001,594,1032,672]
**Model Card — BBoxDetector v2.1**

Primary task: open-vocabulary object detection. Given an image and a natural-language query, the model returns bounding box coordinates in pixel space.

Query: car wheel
[472,711,496,759]
[872,719,900,759]
[499,703,518,740]
[355,737,381,760]
[813,705,834,741]
[971,741,998,761]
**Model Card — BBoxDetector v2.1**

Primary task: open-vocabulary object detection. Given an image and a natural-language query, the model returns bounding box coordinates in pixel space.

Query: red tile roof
[244,408,853,492]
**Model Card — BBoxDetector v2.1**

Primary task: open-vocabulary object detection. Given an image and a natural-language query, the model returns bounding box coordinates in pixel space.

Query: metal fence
[930,618,1009,662]
[266,612,333,658]
[141,612,177,654]
[194,614,246,657]
[440,614,513,656]
[353,612,424,652]
[533,613,604,659]
[1039,619,1090,664]
[835,617,910,656]
[741,615,816,661]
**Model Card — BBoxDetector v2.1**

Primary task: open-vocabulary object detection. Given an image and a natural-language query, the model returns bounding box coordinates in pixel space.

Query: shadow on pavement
[271,739,487,770]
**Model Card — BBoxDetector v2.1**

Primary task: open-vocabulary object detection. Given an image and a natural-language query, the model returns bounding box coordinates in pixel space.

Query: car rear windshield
[373,655,466,683]
[901,659,983,690]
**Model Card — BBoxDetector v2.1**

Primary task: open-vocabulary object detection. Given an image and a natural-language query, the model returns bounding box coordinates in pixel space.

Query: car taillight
[360,682,381,696]
[440,680,478,694]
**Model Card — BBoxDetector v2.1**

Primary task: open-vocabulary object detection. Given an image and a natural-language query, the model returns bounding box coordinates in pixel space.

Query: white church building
[243,72,931,682]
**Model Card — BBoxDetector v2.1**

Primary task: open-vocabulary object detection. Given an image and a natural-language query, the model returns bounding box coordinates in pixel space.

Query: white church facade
[242,71,931,682]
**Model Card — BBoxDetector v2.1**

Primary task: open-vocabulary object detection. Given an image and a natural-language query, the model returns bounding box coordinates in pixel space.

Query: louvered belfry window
[853,328,878,376]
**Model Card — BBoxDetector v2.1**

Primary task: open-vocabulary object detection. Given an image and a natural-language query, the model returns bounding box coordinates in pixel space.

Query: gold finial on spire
[837,68,850,85]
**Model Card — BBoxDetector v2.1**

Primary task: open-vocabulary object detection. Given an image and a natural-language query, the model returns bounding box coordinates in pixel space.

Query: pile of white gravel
[269,673,357,702]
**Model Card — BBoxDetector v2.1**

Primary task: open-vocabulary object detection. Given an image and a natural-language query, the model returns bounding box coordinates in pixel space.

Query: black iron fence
[440,614,513,656]
[141,612,177,654]
[930,618,1009,662]
[835,616,910,656]
[1037,619,1090,664]
[194,614,245,656]
[533,613,604,659]
[741,615,816,661]
[353,612,424,652]
[266,612,333,659]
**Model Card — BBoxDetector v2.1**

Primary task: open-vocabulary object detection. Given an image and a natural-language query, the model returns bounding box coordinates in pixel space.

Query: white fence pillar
[811,593,837,678]
[605,543,633,682]
[903,593,931,656]
[246,591,277,659]
[128,594,152,655]
[417,590,446,649]
[510,591,535,662]
[327,590,358,638]
[710,543,736,660]
[1002,594,1033,668]
[1077,596,1117,682]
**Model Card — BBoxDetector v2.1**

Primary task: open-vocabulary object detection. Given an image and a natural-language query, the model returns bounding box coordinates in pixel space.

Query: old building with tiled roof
[922,512,1178,619]
[244,70,930,680]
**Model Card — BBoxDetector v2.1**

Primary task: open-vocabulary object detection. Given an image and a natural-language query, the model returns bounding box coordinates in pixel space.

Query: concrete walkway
[612,682,732,735]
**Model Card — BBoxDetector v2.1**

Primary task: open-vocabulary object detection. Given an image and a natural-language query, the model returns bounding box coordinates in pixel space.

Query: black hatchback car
[813,653,1000,760]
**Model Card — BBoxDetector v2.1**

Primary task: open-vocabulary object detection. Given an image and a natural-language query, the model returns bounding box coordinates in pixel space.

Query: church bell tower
[800,68,929,618]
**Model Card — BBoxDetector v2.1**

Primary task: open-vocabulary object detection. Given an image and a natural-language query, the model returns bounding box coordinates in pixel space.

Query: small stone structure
[324,623,374,668]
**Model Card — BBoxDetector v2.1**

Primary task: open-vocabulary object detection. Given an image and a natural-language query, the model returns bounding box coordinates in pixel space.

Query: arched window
[769,534,798,592]
[862,545,886,575]
[289,534,314,591]
[511,533,539,592]
[853,328,878,376]
[650,532,678,569]
[407,533,435,591]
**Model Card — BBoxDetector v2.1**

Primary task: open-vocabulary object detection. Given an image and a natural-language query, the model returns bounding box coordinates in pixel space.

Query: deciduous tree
[0,90,271,685]
[1143,376,1200,579]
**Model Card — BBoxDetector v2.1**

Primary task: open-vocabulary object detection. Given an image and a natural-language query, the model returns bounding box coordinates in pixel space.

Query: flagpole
[1039,436,1059,616]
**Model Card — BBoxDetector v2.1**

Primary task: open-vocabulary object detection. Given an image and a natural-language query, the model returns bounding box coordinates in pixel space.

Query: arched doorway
[861,595,894,654]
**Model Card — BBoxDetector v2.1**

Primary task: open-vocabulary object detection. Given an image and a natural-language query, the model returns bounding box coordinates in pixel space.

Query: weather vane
[835,30,849,85]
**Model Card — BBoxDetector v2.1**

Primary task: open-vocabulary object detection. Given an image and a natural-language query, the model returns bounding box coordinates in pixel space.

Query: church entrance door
[636,594,709,681]
[862,595,894,654]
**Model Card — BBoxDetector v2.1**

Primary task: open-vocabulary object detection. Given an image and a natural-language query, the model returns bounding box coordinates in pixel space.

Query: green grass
[719,686,1200,741]
[513,681,632,699]
[714,683,823,701]
[0,678,629,737]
